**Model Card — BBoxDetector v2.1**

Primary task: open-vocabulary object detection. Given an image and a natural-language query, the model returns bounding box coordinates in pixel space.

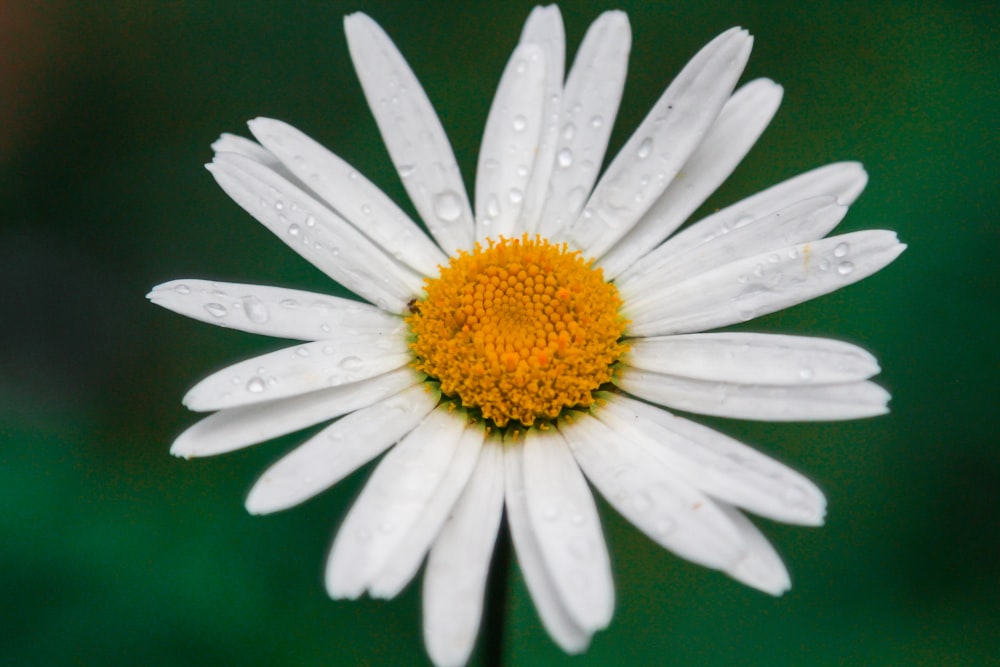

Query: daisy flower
[149,6,905,666]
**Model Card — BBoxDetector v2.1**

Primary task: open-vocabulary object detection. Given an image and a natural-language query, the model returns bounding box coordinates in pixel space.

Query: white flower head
[149,6,904,666]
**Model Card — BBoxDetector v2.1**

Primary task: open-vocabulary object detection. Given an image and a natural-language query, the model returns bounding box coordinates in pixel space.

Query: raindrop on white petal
[834,242,850,258]
[246,376,266,393]
[296,346,311,358]
[562,123,576,141]
[486,195,501,218]
[204,303,227,318]
[339,356,363,370]
[279,299,299,309]
[304,215,316,228]
[542,504,560,521]
[837,261,855,276]
[590,115,603,128]
[274,200,285,211]
[656,517,676,536]
[287,224,301,237]
[799,366,815,381]
[242,296,270,323]
[397,164,416,179]
[508,188,524,204]
[637,138,654,160]
[514,59,527,74]
[557,148,574,168]
[512,115,528,132]
[174,284,191,295]
[432,191,462,222]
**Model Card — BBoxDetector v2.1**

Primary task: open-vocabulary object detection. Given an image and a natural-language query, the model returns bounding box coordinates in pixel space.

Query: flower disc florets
[407,235,627,428]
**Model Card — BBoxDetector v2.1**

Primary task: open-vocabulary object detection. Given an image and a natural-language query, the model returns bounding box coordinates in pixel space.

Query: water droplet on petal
[834,242,850,258]
[486,195,501,218]
[837,261,855,275]
[656,517,676,536]
[557,148,574,168]
[508,188,523,204]
[279,299,299,309]
[590,115,603,128]
[397,164,416,179]
[204,303,228,318]
[174,284,191,295]
[296,346,311,358]
[287,224,301,237]
[242,296,270,323]
[339,356,363,370]
[561,123,576,142]
[304,215,316,228]
[637,138,654,159]
[432,191,462,222]
[799,366,814,381]
[246,376,266,393]
[542,504,560,521]
[512,114,527,132]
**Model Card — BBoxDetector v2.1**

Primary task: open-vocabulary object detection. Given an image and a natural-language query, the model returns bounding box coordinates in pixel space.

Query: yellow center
[406,235,627,428]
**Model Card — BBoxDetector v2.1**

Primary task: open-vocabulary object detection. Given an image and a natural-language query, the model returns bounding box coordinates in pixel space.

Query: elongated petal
[616,370,890,421]
[617,161,868,286]
[211,133,295,181]
[618,197,846,298]
[515,5,564,234]
[244,383,439,514]
[369,424,486,598]
[147,279,405,341]
[475,43,548,241]
[718,503,791,595]
[626,230,907,336]
[599,393,826,525]
[182,335,410,412]
[208,153,423,312]
[248,118,447,277]
[345,13,474,254]
[504,442,591,653]
[561,413,746,570]
[537,11,630,238]
[172,368,422,458]
[560,28,753,258]
[625,332,879,385]
[325,406,467,599]
[522,428,614,632]
[423,438,505,667]
[600,78,783,278]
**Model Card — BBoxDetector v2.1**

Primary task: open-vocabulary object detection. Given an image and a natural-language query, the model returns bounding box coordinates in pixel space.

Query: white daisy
[149,7,905,666]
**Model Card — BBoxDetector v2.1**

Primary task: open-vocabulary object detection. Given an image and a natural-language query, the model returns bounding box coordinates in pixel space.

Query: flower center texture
[406,235,627,428]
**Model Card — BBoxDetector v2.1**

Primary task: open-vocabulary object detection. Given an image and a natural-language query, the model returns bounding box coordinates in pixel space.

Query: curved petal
[422,438,505,667]
[624,332,880,385]
[625,230,907,336]
[207,153,423,312]
[344,13,474,254]
[617,196,847,297]
[598,393,826,525]
[147,279,405,341]
[325,406,467,600]
[475,43,548,241]
[522,428,614,632]
[211,133,295,181]
[537,11,630,239]
[182,335,410,412]
[248,118,447,277]
[244,383,439,514]
[172,367,422,458]
[560,412,746,570]
[369,423,486,598]
[560,28,753,259]
[616,370,890,421]
[718,503,791,595]
[600,78,784,278]
[504,441,591,653]
[617,161,869,286]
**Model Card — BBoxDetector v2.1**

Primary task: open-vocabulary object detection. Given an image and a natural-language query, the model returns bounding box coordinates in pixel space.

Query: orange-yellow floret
[406,235,627,428]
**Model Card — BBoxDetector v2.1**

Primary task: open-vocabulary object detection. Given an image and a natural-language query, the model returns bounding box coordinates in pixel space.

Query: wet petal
[561,413,746,570]
[422,438,505,667]
[600,78,784,278]
[522,428,614,632]
[249,118,447,277]
[325,406,467,599]
[625,332,880,385]
[244,383,439,514]
[625,230,907,336]
[182,335,410,412]
[172,368,422,458]
[147,279,404,341]
[561,28,753,258]
[718,503,791,595]
[345,13,474,254]
[208,152,423,312]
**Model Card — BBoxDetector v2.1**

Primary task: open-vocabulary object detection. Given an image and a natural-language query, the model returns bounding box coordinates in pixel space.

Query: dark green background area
[1,1,995,665]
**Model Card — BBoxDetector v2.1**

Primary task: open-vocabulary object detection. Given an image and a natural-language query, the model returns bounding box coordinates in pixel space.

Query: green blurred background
[2,1,996,665]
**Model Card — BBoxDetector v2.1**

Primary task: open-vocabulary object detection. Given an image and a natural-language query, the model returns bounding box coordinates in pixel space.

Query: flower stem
[482,521,512,667]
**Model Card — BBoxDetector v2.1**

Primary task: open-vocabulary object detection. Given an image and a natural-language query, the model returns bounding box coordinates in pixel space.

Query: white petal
[171,367,422,458]
[537,11,630,239]
[475,43,548,241]
[561,412,746,570]
[618,196,846,298]
[244,383,439,514]
[147,279,405,341]
[422,438,505,667]
[211,133,293,180]
[325,406,467,600]
[616,370,890,421]
[207,153,423,312]
[600,78,784,278]
[617,161,868,286]
[625,230,907,336]
[344,13,474,254]
[560,28,753,258]
[514,5,565,235]
[369,424,486,599]
[599,393,827,525]
[522,428,614,632]
[182,335,410,412]
[504,441,591,653]
[625,332,880,385]
[248,118,447,277]
[718,504,791,595]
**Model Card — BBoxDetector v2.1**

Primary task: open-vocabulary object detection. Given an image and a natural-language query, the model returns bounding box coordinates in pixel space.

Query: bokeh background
[2,1,996,665]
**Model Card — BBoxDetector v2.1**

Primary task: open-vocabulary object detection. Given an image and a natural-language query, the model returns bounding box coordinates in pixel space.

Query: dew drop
[486,195,501,218]
[304,215,316,228]
[512,114,528,132]
[637,137,653,159]
[562,123,576,141]
[339,356,363,370]
[397,164,416,179]
[508,188,524,204]
[242,296,270,323]
[833,242,850,258]
[279,298,299,309]
[656,517,676,536]
[514,58,527,74]
[432,191,462,222]
[287,223,301,237]
[799,366,815,381]
[542,504,560,521]
[557,148,574,168]
[296,346,311,358]
[361,204,372,216]
[837,261,855,275]
[590,115,603,128]
[174,284,191,295]
[246,376,266,393]
[274,200,285,211]
[204,303,228,318]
